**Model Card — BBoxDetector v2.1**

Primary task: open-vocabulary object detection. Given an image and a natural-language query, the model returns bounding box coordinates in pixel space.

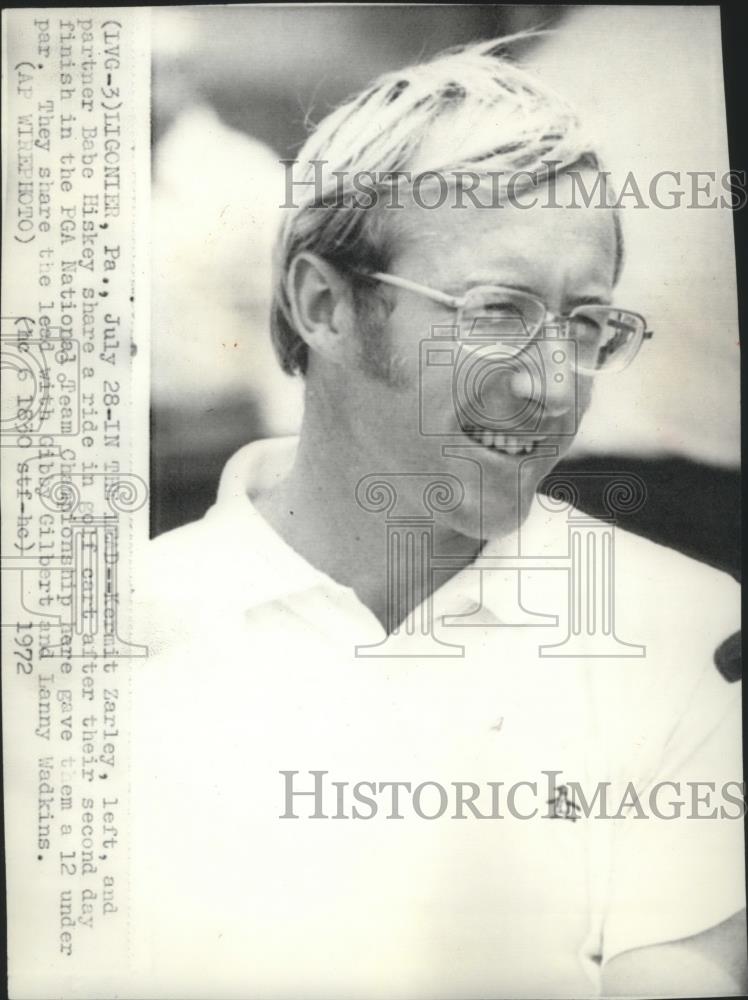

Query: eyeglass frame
[357,270,653,376]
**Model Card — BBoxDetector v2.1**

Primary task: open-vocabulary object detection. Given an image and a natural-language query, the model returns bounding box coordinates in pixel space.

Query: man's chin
[437,479,536,544]
[481,486,537,541]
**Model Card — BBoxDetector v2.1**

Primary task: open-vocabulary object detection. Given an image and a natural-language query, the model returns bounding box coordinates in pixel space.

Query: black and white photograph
[1,4,745,998]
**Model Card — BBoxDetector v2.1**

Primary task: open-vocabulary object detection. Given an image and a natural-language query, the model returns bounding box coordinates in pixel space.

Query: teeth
[464,426,543,455]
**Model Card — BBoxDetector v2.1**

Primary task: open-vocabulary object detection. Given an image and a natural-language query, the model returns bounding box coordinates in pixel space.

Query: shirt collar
[204,437,336,613]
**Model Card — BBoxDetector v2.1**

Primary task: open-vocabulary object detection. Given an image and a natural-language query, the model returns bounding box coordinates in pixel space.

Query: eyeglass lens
[461,291,644,373]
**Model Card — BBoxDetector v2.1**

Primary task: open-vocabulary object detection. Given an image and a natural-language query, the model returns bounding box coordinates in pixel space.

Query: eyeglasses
[361,271,653,376]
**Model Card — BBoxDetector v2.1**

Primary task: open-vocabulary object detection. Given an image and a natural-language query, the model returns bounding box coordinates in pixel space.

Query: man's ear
[287,252,355,365]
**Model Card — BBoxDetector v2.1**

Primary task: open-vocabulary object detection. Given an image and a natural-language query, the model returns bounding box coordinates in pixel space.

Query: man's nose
[507,339,576,418]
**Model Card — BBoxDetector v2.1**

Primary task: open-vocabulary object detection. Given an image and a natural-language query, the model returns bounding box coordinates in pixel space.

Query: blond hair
[271,35,620,375]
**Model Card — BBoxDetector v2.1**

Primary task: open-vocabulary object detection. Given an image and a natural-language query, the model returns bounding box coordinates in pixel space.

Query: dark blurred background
[150,4,740,580]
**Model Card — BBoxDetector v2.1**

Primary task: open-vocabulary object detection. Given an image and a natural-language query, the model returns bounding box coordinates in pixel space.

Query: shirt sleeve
[600,669,745,966]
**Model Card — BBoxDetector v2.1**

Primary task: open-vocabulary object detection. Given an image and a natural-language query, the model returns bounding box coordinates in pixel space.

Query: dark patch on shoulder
[714,631,741,683]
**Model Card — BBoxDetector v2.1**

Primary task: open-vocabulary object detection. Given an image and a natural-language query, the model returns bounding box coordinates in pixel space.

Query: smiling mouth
[462,424,547,456]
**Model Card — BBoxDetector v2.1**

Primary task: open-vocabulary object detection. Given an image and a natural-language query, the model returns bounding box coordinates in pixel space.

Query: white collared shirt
[130,438,743,998]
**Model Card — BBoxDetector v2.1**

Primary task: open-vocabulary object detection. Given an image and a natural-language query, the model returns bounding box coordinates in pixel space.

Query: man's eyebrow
[445,277,541,295]
[448,278,611,307]
[568,293,611,307]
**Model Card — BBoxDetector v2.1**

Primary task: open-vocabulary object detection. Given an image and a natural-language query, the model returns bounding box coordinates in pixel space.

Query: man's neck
[252,409,481,632]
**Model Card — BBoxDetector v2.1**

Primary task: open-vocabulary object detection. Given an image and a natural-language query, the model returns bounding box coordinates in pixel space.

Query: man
[134,38,745,997]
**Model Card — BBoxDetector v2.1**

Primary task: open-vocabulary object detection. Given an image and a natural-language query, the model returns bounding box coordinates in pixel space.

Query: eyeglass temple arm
[369,271,462,309]
[368,272,656,341]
